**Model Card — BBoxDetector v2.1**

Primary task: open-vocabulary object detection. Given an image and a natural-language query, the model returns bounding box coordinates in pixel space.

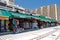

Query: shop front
[39,15,51,28]
[0,9,12,33]
[49,19,58,26]
[31,15,40,29]
[0,9,58,34]
[10,11,32,33]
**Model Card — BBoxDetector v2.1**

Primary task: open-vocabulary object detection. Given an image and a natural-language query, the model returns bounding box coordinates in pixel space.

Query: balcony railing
[0,6,14,11]
[0,6,7,9]
[18,10,25,13]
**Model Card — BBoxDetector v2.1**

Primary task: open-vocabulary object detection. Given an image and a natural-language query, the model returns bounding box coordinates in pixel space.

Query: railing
[0,6,7,9]
[0,6,14,11]
[18,10,25,13]
[0,4,27,14]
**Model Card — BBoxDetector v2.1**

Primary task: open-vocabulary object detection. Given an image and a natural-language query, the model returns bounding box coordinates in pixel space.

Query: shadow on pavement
[0,28,39,36]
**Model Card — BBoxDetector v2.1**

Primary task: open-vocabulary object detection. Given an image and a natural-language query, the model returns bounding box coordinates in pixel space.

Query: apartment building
[57,10,60,22]
[0,0,6,6]
[0,0,25,13]
[5,0,14,5]
[49,4,56,19]
[25,8,30,13]
[0,0,14,5]
[31,4,59,21]
[43,6,48,17]
[32,9,40,16]
[0,0,14,10]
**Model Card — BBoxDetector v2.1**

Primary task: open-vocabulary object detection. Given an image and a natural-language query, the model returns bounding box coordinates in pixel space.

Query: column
[55,4,58,20]
[1,20,5,32]
[0,20,1,32]
[41,7,43,15]
[47,5,50,17]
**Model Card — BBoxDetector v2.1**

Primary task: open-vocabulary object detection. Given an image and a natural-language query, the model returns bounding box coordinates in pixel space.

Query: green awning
[32,15,50,22]
[10,12,31,19]
[22,14,31,19]
[32,15,40,20]
[39,15,46,18]
[39,15,50,22]
[40,17,50,22]
[0,9,11,17]
[0,9,12,20]
[50,19,58,22]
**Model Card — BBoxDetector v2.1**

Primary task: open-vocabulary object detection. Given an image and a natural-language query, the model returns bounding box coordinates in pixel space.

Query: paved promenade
[0,26,60,40]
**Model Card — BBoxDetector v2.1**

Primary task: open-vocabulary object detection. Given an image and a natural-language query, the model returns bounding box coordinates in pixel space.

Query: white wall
[4,0,9,5]
[55,4,58,20]
[5,0,14,5]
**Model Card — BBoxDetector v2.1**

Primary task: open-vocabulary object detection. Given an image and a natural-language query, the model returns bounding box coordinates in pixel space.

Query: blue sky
[14,0,60,10]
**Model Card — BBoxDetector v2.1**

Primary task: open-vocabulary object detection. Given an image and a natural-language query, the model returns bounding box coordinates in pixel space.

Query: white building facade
[32,4,59,21]
[0,0,25,13]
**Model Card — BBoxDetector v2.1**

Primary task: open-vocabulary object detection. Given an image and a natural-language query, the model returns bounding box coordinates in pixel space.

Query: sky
[14,0,60,10]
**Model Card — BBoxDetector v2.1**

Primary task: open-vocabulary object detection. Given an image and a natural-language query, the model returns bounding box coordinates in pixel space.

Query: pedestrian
[32,21,38,29]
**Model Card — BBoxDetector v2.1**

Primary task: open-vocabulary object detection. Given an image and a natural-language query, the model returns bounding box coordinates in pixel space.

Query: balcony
[18,10,25,13]
[0,6,8,10]
[0,0,6,4]
[0,6,14,11]
[7,1,14,6]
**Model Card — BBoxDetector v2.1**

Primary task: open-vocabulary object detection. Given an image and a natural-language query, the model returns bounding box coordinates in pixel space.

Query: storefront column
[41,21,44,29]
[9,19,13,31]
[29,21,32,29]
[0,20,1,32]
[23,21,26,29]
[1,20,5,32]
[37,20,41,29]
[5,20,10,32]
